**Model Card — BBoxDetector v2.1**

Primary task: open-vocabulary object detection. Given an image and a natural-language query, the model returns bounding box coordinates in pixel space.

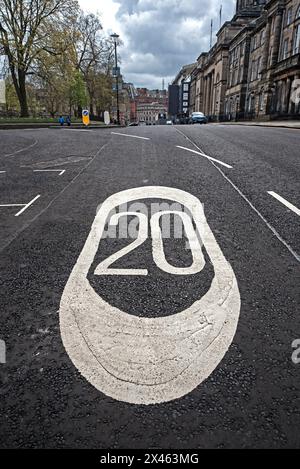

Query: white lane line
[62,129,93,132]
[0,171,6,174]
[0,203,24,207]
[176,145,233,169]
[33,169,66,176]
[214,166,300,262]
[175,127,300,263]
[15,195,41,217]
[111,132,150,141]
[4,139,38,158]
[0,142,109,254]
[268,191,300,217]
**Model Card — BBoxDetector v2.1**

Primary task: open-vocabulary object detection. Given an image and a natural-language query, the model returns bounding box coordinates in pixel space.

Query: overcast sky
[79,0,236,89]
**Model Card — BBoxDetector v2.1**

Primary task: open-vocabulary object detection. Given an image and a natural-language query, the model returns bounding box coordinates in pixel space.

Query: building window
[259,92,264,111]
[286,8,293,26]
[293,24,300,54]
[257,57,261,78]
[282,38,289,59]
[296,6,300,20]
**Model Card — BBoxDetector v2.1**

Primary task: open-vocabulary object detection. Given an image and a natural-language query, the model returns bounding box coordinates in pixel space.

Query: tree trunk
[18,70,29,117]
[88,88,94,117]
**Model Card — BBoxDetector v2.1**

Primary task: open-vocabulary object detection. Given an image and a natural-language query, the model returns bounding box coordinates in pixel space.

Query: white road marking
[62,129,93,132]
[4,139,38,157]
[175,127,300,263]
[60,186,241,405]
[111,132,150,141]
[33,169,65,176]
[213,166,300,262]
[0,194,40,216]
[0,142,109,254]
[15,195,41,217]
[268,191,300,217]
[176,145,233,169]
[0,203,24,207]
[0,171,5,174]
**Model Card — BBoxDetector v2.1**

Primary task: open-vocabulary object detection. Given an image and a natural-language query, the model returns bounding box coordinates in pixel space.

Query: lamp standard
[110,33,120,125]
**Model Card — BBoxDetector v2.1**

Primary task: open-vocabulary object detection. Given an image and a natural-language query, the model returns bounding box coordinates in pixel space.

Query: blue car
[190,112,208,124]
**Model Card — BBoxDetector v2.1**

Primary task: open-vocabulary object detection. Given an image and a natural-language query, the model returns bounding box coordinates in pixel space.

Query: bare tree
[72,12,116,115]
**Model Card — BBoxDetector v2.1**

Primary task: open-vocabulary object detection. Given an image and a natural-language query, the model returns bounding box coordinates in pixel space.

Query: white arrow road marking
[176,145,233,169]
[0,195,41,217]
[268,191,300,217]
[33,169,65,176]
[60,187,241,405]
[111,132,150,141]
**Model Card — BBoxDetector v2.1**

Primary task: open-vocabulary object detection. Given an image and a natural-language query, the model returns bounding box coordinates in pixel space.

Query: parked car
[128,122,139,127]
[190,112,208,124]
[166,120,173,125]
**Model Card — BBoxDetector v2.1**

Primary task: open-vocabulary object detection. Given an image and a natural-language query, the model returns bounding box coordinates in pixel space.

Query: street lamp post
[111,33,120,125]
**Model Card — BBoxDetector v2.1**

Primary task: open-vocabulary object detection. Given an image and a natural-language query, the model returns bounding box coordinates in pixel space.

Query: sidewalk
[219,120,300,130]
[0,122,124,130]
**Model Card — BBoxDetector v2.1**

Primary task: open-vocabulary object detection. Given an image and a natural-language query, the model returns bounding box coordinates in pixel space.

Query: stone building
[137,102,167,124]
[187,0,300,121]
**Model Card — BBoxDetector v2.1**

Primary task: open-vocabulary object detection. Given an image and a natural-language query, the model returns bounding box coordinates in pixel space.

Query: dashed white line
[176,145,233,169]
[15,195,41,217]
[175,127,300,263]
[111,132,150,141]
[0,171,6,174]
[0,203,24,207]
[33,169,66,176]
[268,191,300,217]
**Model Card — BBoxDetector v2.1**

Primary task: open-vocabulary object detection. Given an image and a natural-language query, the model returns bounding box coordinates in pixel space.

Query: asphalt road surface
[0,124,299,449]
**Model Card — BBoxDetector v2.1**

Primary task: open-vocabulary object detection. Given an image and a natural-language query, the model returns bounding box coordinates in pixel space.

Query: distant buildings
[135,87,168,124]
[136,102,167,124]
[172,0,300,121]
[168,63,196,122]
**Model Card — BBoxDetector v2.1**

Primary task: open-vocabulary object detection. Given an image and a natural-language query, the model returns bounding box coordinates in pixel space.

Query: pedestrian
[66,115,71,126]
[59,115,65,126]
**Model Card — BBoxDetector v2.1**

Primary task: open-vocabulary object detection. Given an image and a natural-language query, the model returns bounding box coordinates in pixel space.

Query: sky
[79,0,236,89]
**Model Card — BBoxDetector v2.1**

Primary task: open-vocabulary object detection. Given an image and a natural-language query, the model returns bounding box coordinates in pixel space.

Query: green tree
[69,70,87,116]
[0,0,78,116]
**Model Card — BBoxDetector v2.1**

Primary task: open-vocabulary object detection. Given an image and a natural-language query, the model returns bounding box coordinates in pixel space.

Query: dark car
[190,112,208,124]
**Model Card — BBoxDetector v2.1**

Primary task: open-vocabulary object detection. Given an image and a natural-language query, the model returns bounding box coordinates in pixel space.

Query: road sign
[82,109,90,126]
[104,111,110,125]
[112,67,120,77]
[60,187,241,405]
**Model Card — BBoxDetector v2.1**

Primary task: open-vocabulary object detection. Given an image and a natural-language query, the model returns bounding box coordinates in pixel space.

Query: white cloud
[79,0,236,88]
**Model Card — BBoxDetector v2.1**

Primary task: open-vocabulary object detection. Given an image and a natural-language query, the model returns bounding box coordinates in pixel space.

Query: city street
[0,124,299,448]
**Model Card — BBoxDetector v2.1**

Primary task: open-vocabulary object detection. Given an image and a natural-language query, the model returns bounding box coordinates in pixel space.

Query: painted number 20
[94,211,205,276]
